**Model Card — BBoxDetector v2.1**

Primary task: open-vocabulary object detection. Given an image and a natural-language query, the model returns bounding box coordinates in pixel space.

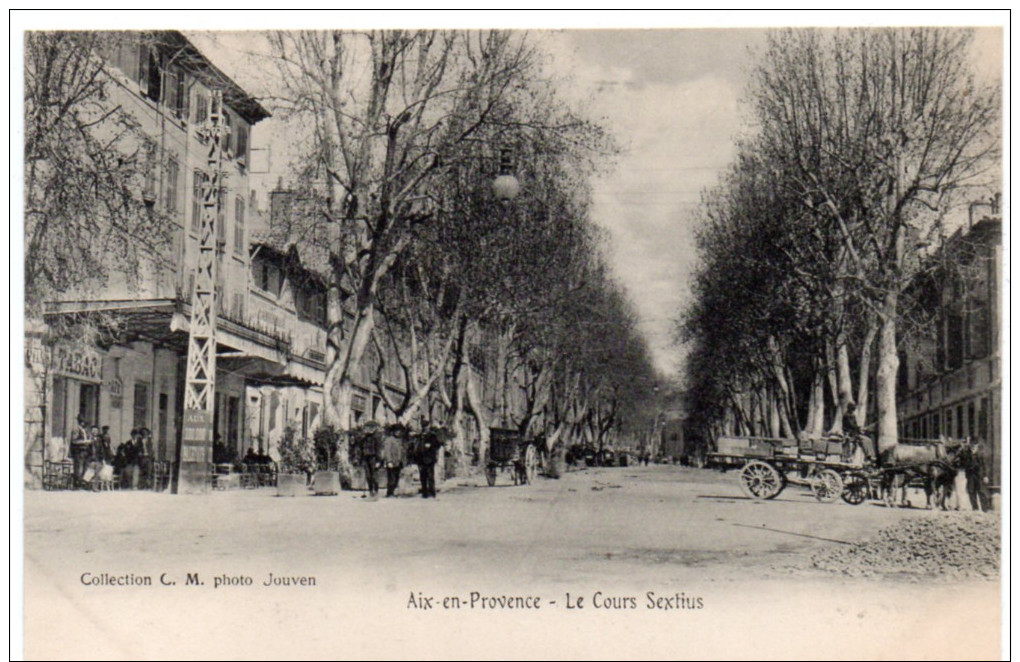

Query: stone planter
[276,473,306,497]
[312,470,340,496]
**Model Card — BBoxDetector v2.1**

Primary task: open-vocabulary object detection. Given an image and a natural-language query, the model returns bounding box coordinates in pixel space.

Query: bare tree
[25,31,176,315]
[752,28,1000,451]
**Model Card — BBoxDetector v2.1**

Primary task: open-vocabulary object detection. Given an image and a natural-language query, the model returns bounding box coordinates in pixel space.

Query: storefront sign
[25,338,47,369]
[109,378,123,409]
[53,345,102,382]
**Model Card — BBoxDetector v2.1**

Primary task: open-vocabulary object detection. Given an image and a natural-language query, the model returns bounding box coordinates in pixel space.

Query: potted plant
[276,425,314,497]
[311,425,342,495]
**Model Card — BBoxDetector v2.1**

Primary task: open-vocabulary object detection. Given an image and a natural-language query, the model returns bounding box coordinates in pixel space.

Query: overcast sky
[186,23,1002,379]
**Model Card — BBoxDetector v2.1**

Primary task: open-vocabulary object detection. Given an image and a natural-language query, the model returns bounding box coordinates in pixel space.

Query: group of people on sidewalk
[360,421,443,500]
[69,418,153,489]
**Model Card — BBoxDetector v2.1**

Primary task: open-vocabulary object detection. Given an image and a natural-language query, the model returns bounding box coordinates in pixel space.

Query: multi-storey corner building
[897,198,1002,485]
[24,31,293,487]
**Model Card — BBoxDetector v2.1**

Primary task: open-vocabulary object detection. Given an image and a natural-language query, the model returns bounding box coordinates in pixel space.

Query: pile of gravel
[811,513,1000,580]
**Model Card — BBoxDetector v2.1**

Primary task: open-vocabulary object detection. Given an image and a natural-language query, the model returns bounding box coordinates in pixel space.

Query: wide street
[23,465,1000,660]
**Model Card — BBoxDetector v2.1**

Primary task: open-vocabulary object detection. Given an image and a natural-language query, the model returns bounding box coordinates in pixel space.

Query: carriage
[708,435,964,506]
[485,427,540,487]
[708,436,871,504]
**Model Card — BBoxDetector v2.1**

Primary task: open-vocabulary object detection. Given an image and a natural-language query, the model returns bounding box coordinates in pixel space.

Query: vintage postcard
[14,10,1008,661]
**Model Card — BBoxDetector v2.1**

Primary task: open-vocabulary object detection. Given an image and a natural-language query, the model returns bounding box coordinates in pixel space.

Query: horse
[877,440,962,510]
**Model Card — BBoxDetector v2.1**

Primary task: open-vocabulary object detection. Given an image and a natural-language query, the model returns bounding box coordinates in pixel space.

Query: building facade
[26,31,275,486]
[897,203,1002,485]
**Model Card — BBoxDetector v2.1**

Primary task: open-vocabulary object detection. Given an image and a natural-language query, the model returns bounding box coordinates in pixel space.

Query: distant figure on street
[117,430,140,489]
[97,426,113,464]
[961,440,992,512]
[362,422,382,499]
[418,422,443,499]
[382,425,406,498]
[137,428,153,489]
[70,418,93,486]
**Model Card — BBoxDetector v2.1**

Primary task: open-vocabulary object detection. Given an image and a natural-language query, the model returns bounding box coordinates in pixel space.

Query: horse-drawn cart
[485,427,540,486]
[708,436,869,503]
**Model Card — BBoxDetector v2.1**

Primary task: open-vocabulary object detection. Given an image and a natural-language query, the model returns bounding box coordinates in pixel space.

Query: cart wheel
[485,464,497,487]
[811,469,844,503]
[739,461,784,500]
[841,473,868,505]
[524,445,538,485]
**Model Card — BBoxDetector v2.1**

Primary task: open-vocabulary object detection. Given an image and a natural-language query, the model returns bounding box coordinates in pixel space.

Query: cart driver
[842,403,865,465]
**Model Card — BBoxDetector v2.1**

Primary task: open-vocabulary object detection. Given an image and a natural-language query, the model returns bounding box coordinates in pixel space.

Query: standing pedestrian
[382,424,406,498]
[116,431,139,489]
[97,426,113,464]
[418,422,443,499]
[962,440,992,512]
[70,417,92,487]
[137,428,153,489]
[361,422,381,499]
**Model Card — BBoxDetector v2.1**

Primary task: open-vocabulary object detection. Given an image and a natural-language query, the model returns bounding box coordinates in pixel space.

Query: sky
[538,29,768,377]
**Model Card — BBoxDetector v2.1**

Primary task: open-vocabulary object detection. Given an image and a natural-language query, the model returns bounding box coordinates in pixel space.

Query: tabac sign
[52,345,102,382]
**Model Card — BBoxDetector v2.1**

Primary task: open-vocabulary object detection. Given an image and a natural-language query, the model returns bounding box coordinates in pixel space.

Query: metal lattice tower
[178,91,226,494]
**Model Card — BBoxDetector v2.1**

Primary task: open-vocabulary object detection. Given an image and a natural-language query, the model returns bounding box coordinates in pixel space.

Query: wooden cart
[485,427,539,487]
[708,436,868,503]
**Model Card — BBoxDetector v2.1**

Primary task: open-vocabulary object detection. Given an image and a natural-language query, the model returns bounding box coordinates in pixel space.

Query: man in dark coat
[961,440,992,512]
[381,425,406,498]
[362,422,382,499]
[418,423,443,499]
[115,431,139,489]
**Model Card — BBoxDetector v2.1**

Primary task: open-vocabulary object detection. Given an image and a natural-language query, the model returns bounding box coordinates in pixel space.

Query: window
[191,171,203,232]
[297,285,326,326]
[967,305,990,360]
[193,88,209,126]
[133,382,150,430]
[267,265,282,297]
[223,111,234,158]
[164,156,179,213]
[140,46,161,102]
[234,197,245,255]
[234,121,249,164]
[142,142,157,203]
[166,67,188,121]
[946,313,964,370]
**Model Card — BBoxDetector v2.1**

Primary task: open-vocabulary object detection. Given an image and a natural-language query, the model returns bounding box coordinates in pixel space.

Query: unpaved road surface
[22,465,1002,660]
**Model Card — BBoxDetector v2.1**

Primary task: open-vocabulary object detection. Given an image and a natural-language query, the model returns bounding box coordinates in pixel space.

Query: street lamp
[491,147,520,202]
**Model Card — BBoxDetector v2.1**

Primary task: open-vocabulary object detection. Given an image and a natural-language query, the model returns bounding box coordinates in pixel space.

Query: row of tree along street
[680,28,1000,456]
[25,30,663,481]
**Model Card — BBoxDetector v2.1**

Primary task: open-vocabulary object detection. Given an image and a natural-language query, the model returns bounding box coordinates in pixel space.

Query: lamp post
[491,147,521,202]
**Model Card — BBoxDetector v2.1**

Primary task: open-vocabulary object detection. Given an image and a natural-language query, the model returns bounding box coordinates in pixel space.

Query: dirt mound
[811,512,1000,580]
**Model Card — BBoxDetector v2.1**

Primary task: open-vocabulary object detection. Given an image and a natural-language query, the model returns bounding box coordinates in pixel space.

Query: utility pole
[177,90,226,494]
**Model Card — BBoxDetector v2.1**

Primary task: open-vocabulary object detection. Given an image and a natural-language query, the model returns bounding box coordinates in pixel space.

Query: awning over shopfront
[46,299,291,368]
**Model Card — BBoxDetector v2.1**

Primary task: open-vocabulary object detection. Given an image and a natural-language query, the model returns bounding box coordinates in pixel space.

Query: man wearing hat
[382,424,406,497]
[361,421,382,499]
[417,421,443,499]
